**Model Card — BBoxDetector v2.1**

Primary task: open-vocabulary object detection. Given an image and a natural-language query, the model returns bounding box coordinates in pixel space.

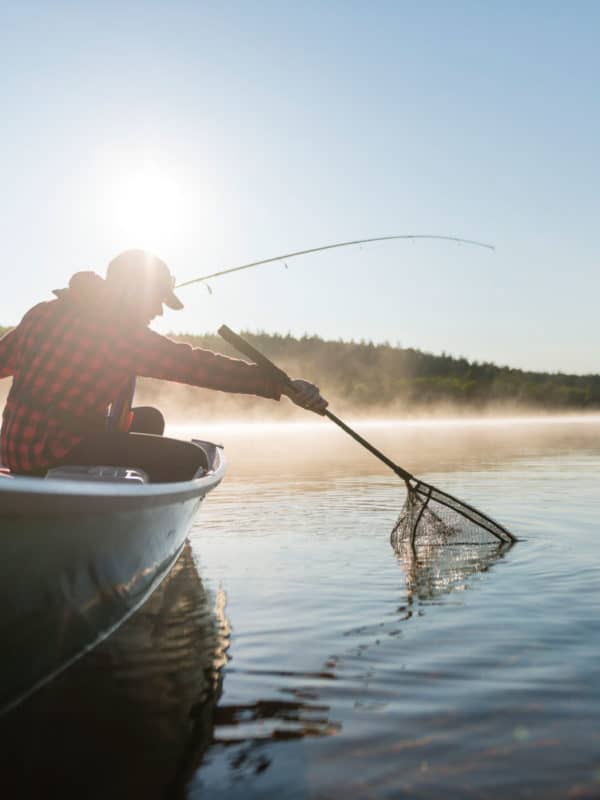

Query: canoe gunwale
[0,445,227,516]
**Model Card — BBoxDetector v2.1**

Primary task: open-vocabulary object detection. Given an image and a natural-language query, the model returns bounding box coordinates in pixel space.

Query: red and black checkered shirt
[0,296,281,473]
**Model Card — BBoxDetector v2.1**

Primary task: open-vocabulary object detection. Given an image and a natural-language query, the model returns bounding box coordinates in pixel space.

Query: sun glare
[111,163,184,249]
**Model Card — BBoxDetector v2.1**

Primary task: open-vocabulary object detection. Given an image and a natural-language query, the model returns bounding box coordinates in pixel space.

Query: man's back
[0,270,282,474]
[1,285,141,472]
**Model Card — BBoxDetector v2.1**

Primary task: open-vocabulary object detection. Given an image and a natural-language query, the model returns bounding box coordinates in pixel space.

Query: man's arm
[124,329,328,412]
[128,329,285,399]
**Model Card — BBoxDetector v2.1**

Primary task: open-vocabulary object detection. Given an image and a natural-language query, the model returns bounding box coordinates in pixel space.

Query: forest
[163,330,600,416]
[1,326,599,418]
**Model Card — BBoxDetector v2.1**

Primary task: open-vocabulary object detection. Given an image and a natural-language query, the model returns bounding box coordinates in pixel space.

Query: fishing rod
[174,234,494,290]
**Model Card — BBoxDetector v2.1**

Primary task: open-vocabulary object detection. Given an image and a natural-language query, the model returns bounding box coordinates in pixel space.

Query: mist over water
[175,415,600,798]
[169,413,600,481]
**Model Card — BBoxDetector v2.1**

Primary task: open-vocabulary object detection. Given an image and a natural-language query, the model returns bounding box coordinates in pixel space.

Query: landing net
[391,479,515,548]
[394,537,512,603]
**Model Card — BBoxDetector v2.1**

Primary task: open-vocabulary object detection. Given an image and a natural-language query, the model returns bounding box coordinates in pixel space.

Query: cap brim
[163,290,184,310]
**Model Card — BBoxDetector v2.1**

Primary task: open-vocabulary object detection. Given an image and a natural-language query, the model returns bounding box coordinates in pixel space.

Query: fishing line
[175,234,494,290]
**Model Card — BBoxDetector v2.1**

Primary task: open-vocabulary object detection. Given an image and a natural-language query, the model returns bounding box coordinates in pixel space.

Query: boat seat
[45,466,149,484]
[0,468,13,479]
[49,436,209,483]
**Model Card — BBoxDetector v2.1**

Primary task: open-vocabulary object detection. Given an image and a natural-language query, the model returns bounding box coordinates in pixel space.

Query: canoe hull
[0,442,225,713]
[0,544,224,797]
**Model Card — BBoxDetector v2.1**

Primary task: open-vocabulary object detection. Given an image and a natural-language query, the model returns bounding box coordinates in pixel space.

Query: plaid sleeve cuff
[260,374,283,401]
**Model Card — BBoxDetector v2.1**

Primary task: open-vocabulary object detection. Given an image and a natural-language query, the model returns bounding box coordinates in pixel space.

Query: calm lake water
[6,416,600,798]
[176,416,600,799]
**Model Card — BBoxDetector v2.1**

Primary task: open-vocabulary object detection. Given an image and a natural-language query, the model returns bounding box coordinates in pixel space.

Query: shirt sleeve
[127,328,283,400]
[0,327,20,379]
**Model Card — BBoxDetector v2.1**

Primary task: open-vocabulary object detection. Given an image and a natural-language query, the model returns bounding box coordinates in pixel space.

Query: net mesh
[394,536,512,602]
[391,480,514,547]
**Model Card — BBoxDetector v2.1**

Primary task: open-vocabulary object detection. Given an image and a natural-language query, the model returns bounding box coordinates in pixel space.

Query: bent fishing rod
[174,234,494,290]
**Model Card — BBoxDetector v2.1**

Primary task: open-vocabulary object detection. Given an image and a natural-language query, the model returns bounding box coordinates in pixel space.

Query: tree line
[170,330,600,412]
[1,325,598,413]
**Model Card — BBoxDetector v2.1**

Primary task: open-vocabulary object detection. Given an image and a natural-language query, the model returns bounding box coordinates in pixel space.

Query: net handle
[218,325,414,483]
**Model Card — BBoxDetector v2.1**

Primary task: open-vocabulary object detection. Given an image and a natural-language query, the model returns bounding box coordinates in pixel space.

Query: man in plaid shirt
[0,250,327,479]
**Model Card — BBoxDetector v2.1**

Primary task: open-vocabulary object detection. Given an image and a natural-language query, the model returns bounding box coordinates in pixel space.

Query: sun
[111,162,184,248]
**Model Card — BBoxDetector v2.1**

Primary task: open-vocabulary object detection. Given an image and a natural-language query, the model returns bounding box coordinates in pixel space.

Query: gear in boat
[0,435,219,484]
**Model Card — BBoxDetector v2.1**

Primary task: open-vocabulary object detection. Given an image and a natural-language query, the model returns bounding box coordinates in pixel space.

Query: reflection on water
[215,698,341,742]
[210,698,342,784]
[188,518,514,799]
[395,540,513,605]
[0,541,343,798]
[0,545,224,798]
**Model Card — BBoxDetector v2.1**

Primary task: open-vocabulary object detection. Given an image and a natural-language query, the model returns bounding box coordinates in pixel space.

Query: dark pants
[60,407,207,483]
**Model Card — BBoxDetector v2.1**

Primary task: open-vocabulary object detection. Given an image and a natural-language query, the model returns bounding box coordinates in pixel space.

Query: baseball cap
[106,249,184,310]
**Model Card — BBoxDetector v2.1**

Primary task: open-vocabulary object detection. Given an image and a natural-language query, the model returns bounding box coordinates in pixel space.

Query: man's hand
[283,379,328,415]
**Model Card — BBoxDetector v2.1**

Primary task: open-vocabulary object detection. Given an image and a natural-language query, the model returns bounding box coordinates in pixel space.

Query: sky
[1,1,599,374]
